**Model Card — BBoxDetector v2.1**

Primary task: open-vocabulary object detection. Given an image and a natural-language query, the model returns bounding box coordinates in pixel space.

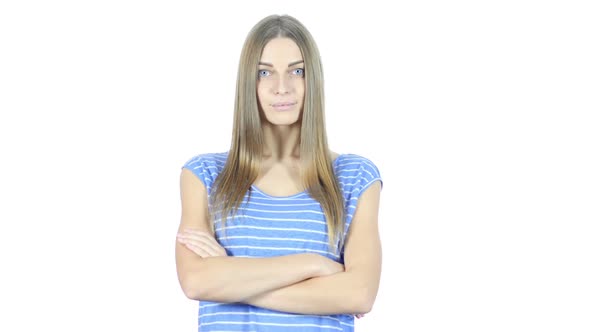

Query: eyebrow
[258,60,304,67]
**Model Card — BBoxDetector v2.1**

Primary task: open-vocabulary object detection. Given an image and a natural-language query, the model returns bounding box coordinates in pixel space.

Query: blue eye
[258,69,271,78]
[293,68,304,76]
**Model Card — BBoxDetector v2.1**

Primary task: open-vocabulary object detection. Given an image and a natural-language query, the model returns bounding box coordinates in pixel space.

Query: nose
[274,74,291,95]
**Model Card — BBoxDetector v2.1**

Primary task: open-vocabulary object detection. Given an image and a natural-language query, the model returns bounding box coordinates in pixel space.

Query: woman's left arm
[243,181,382,315]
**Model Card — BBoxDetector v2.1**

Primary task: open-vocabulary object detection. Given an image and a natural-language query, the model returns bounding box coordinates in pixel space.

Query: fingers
[183,242,211,257]
[180,228,224,255]
[177,236,216,257]
[177,228,227,257]
[177,232,217,257]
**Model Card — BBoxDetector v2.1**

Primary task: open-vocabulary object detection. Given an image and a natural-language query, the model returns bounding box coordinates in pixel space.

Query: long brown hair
[209,14,346,254]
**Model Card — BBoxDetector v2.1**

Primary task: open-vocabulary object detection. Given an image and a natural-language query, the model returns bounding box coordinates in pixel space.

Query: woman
[175,14,383,331]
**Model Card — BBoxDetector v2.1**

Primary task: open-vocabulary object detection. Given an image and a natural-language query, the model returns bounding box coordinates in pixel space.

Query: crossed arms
[174,168,382,315]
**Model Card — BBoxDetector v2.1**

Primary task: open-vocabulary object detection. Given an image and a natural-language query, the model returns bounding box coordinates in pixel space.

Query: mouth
[271,101,297,111]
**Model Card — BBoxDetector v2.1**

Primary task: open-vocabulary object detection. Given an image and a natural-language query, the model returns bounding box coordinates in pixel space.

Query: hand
[354,313,365,319]
[176,228,227,258]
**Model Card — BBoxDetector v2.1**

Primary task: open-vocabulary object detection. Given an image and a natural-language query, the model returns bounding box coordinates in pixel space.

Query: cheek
[297,81,305,99]
[256,83,264,100]
[257,81,271,97]
[297,78,305,91]
[256,85,270,110]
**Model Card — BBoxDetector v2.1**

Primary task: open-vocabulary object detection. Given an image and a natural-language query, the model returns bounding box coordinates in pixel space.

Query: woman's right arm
[175,168,341,303]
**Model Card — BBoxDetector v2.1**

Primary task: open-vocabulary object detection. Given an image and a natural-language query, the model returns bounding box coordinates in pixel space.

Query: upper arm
[342,180,382,311]
[175,167,212,298]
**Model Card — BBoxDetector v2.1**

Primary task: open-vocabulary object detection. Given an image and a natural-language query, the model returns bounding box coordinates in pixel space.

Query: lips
[271,101,296,107]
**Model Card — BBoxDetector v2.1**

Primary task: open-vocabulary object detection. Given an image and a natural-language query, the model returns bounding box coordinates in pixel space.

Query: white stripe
[223,213,351,221]
[360,165,375,180]
[223,245,339,258]
[338,168,360,173]
[246,191,357,201]
[361,160,379,175]
[244,201,320,207]
[217,225,327,235]
[246,195,315,201]
[206,171,219,177]
[186,158,202,166]
[236,207,326,215]
[199,302,230,309]
[334,161,363,168]
[219,215,326,225]
[200,311,351,324]
[360,178,382,192]
[340,180,362,186]
[188,164,218,171]
[251,186,307,199]
[220,235,329,245]
[199,321,343,330]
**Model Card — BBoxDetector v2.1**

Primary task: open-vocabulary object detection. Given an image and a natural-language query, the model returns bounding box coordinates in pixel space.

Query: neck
[261,122,301,162]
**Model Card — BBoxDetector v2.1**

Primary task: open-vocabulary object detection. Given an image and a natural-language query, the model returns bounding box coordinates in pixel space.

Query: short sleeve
[181,154,215,195]
[357,157,383,197]
[339,155,383,257]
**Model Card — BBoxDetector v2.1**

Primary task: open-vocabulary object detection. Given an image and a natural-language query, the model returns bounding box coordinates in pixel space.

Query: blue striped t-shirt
[182,151,383,332]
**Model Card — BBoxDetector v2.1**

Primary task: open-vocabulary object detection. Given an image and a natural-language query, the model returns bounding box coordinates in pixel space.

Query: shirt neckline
[249,153,348,199]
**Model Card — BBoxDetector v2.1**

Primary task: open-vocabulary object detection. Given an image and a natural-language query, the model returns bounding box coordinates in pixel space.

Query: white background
[1,0,588,331]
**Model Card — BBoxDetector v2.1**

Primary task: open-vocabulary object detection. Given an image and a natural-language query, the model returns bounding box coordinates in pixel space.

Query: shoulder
[334,153,383,196]
[181,151,229,189]
[182,151,228,169]
[334,153,381,176]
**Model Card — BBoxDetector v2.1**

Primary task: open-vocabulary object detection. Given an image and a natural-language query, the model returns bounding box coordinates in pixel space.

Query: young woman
[175,14,383,332]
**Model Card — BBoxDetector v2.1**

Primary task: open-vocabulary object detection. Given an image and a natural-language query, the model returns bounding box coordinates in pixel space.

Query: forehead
[259,38,303,66]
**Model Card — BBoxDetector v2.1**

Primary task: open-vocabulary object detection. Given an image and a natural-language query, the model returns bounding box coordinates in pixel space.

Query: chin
[261,107,303,126]
[264,116,301,126]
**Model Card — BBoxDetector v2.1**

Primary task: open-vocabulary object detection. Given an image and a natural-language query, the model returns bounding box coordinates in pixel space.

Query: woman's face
[256,37,305,126]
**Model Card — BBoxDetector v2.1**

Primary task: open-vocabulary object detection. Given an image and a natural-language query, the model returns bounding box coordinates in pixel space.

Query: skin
[257,37,305,159]
[254,37,315,196]
[176,37,380,317]
[176,229,364,319]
